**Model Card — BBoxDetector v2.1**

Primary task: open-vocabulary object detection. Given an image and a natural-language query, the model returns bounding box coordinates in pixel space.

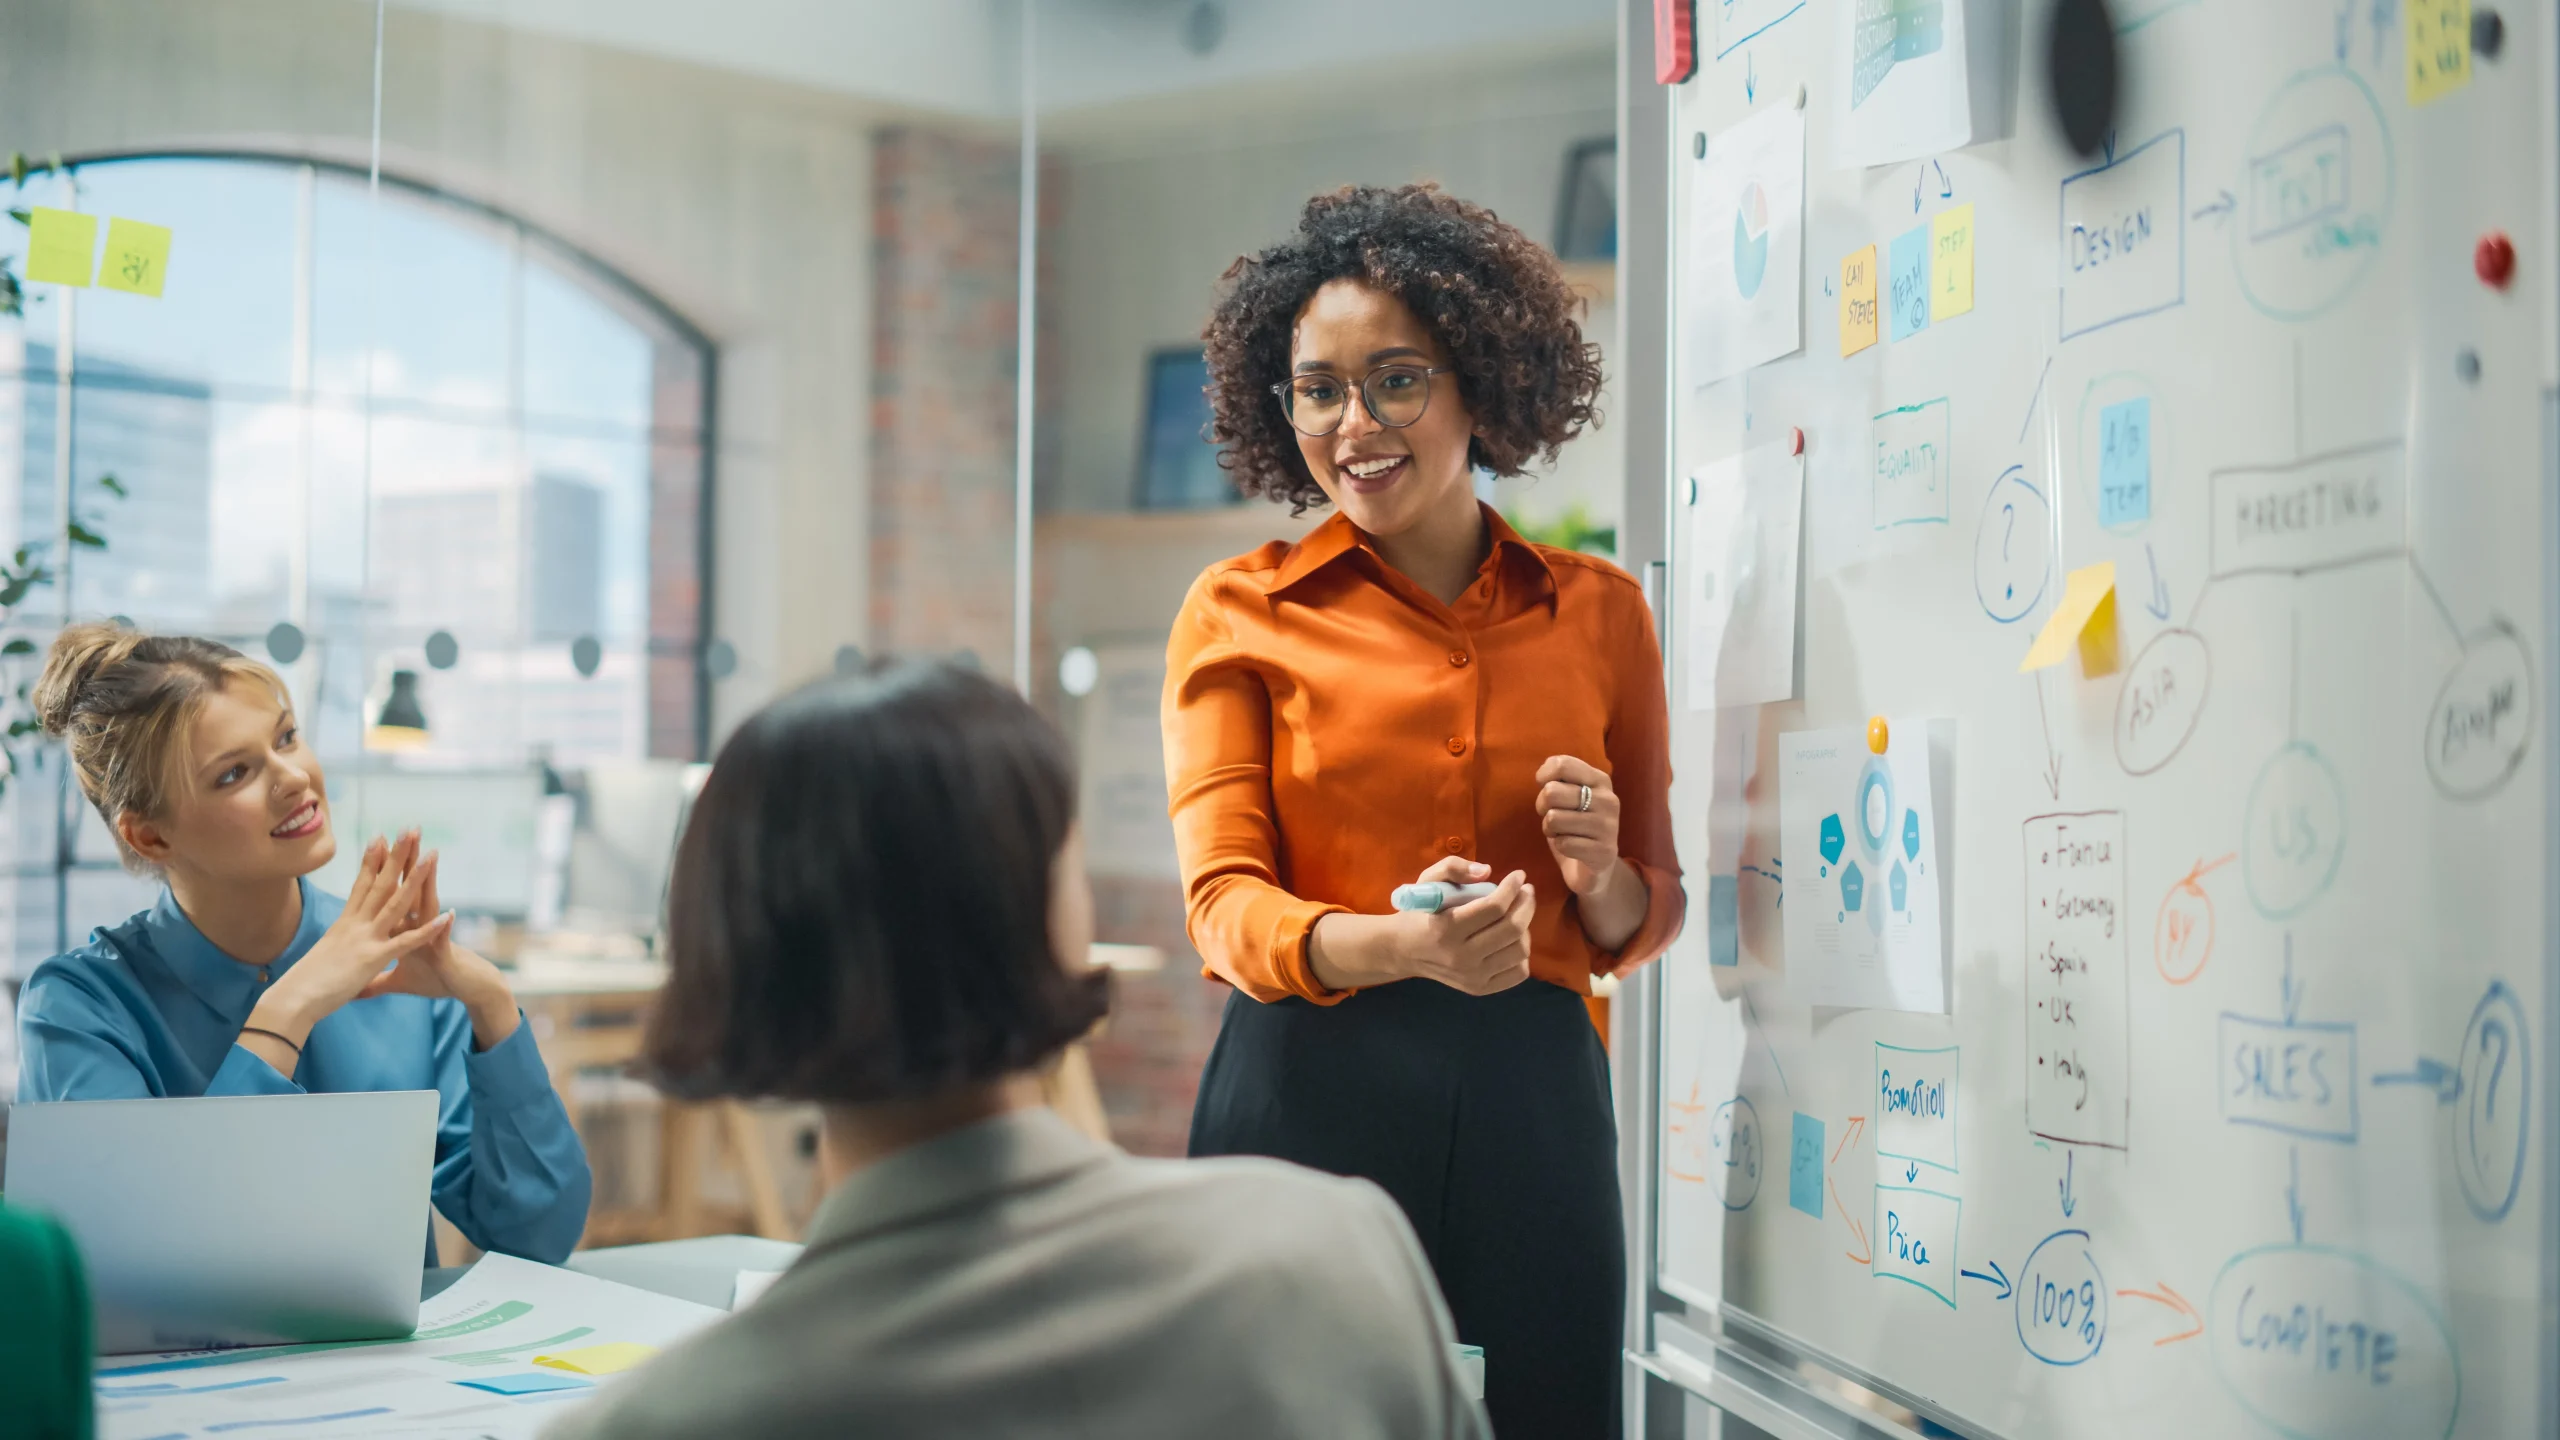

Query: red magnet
[1789,426,1805,457]
[2475,231,2516,290]
[1655,0,1696,84]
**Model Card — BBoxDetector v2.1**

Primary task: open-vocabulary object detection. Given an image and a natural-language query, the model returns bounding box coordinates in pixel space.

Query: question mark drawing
[2001,503,2017,599]
[2482,1019,2509,1119]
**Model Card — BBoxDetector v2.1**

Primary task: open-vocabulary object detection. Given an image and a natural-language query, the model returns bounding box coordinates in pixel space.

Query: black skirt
[1189,976,1623,1440]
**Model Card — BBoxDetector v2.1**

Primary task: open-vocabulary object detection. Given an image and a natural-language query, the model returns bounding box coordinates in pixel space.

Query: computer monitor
[311,767,547,917]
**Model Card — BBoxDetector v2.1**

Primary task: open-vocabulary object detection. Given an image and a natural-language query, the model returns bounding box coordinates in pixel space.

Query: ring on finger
[1577,783,1593,812]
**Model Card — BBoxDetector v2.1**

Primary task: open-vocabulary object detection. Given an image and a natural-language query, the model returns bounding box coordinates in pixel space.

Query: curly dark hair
[1202,183,1603,514]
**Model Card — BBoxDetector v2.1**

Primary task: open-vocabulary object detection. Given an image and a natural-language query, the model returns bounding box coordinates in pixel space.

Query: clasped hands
[1306,756,1631,996]
[236,830,522,1077]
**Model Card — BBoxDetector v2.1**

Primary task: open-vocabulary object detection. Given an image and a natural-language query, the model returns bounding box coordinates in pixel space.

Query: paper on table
[732,1268,785,1309]
[2018,561,2118,675]
[91,1253,722,1440]
[1682,105,1805,387]
[1779,722,1948,1013]
[1840,245,1879,356]
[25,207,96,287]
[1682,444,1802,711]
[533,1341,658,1376]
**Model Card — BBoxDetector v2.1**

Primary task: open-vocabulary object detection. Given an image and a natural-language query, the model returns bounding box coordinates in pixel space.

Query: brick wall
[868,127,1221,1155]
[868,126,1032,667]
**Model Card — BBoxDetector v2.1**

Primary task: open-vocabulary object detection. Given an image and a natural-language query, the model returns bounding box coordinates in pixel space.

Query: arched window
[1,155,712,952]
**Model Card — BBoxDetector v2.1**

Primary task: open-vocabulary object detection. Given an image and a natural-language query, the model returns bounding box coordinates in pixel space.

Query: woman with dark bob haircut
[545,662,1487,1440]
[1168,184,1684,1436]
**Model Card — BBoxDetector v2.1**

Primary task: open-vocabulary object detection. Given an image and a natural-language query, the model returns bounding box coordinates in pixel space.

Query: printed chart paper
[1779,721,1948,1012]
[1683,105,1805,387]
[1834,0,1987,167]
[91,1253,724,1439]
[1682,443,1803,710]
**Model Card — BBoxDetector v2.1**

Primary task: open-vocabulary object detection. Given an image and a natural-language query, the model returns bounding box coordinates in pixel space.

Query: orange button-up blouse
[1163,506,1685,1005]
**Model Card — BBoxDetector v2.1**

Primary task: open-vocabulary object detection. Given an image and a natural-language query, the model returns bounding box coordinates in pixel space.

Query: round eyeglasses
[1271,363,1454,438]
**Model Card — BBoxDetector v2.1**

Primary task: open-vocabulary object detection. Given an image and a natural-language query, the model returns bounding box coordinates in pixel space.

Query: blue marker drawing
[2058,1149,2077,1217]
[1888,224,1932,342]
[2015,1229,2108,1365]
[2058,128,2187,340]
[2457,979,2532,1222]
[2286,1146,2305,1242]
[2097,397,2152,527]
[1714,0,1809,60]
[2217,1012,2359,1141]
[1741,991,1790,1096]
[1961,1259,2013,1299]
[1872,1184,1962,1307]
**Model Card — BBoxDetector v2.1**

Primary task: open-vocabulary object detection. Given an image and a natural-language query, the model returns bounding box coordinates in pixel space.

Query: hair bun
[32,621,143,737]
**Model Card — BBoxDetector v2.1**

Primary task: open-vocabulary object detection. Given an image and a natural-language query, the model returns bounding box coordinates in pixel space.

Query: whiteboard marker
[1391,881,1498,913]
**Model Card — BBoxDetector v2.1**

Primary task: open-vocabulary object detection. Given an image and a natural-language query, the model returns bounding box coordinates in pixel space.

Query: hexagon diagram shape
[1889,860,1908,912]
[1820,814,1847,866]
[1841,860,1866,912]
[1902,807,1922,861]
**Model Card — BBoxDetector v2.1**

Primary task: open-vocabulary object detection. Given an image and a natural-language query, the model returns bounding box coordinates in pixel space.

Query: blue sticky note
[1888,225,1931,342]
[2098,397,2151,527]
[453,1372,594,1397]
[1788,1112,1825,1218]
[1708,875,1739,966]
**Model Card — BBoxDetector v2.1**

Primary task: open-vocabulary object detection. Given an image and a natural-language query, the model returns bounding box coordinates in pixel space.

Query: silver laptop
[4,1089,438,1354]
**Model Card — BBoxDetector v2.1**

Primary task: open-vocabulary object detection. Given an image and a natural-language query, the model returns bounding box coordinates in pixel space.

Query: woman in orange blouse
[1168,184,1683,1438]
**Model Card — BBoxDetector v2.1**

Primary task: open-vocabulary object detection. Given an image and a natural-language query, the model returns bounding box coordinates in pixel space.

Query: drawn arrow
[2190,190,2237,224]
[2059,1149,2078,1218]
[1905,1161,1920,1184]
[1831,1176,1871,1266]
[2280,934,2302,1025]
[1935,159,1952,198]
[2286,1146,2306,1243]
[1830,1115,1867,1164]
[2033,671,2064,800]
[2142,542,2172,621]
[1961,1261,2013,1300]
[2373,1056,2464,1104]
[2333,0,2352,60]
[2174,853,2234,896]
[2115,1283,2204,1345]
[2102,128,2117,165]
[1745,50,1758,103]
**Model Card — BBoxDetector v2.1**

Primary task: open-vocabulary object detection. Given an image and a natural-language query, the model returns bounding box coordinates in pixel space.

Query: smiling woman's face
[1288,279,1478,539]
[120,677,335,884]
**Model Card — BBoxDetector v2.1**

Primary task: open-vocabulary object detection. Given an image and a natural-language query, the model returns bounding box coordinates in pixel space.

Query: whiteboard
[1651,3,2554,1438]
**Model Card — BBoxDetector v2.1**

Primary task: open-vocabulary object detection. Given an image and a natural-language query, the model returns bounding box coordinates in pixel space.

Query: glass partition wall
[1022,2,1623,1154]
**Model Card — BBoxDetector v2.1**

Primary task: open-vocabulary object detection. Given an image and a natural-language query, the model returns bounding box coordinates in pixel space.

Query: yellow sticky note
[25,207,97,287]
[2406,0,2471,105]
[98,217,172,298]
[1840,245,1879,356]
[2019,561,2119,676]
[1930,203,1974,322]
[531,1342,658,1376]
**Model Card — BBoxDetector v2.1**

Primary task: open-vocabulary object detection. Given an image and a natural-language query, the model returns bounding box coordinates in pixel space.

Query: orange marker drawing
[1830,1175,1871,1266]
[2154,854,2234,986]
[1666,1081,1709,1184]
[2116,1282,2204,1345]
[1831,1115,1867,1165]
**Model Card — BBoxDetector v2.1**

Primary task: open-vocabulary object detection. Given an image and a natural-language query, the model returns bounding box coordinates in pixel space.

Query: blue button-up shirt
[14,881,592,1266]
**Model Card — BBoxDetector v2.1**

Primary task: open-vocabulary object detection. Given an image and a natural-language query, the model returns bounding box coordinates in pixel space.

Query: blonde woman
[13,625,590,1264]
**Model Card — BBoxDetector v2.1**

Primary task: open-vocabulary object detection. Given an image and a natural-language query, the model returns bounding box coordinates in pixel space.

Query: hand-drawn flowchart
[1662,11,2543,1436]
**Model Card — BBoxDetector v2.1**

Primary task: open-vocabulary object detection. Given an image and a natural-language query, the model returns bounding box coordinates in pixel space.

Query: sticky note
[2098,398,2151,527]
[1930,203,1974,321]
[2019,561,2120,675]
[453,1372,593,1396]
[1709,875,1740,966]
[1888,225,1930,343]
[2406,0,2471,105]
[531,1342,657,1376]
[25,207,97,287]
[1789,1112,1825,1218]
[1840,245,1879,356]
[98,217,172,298]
